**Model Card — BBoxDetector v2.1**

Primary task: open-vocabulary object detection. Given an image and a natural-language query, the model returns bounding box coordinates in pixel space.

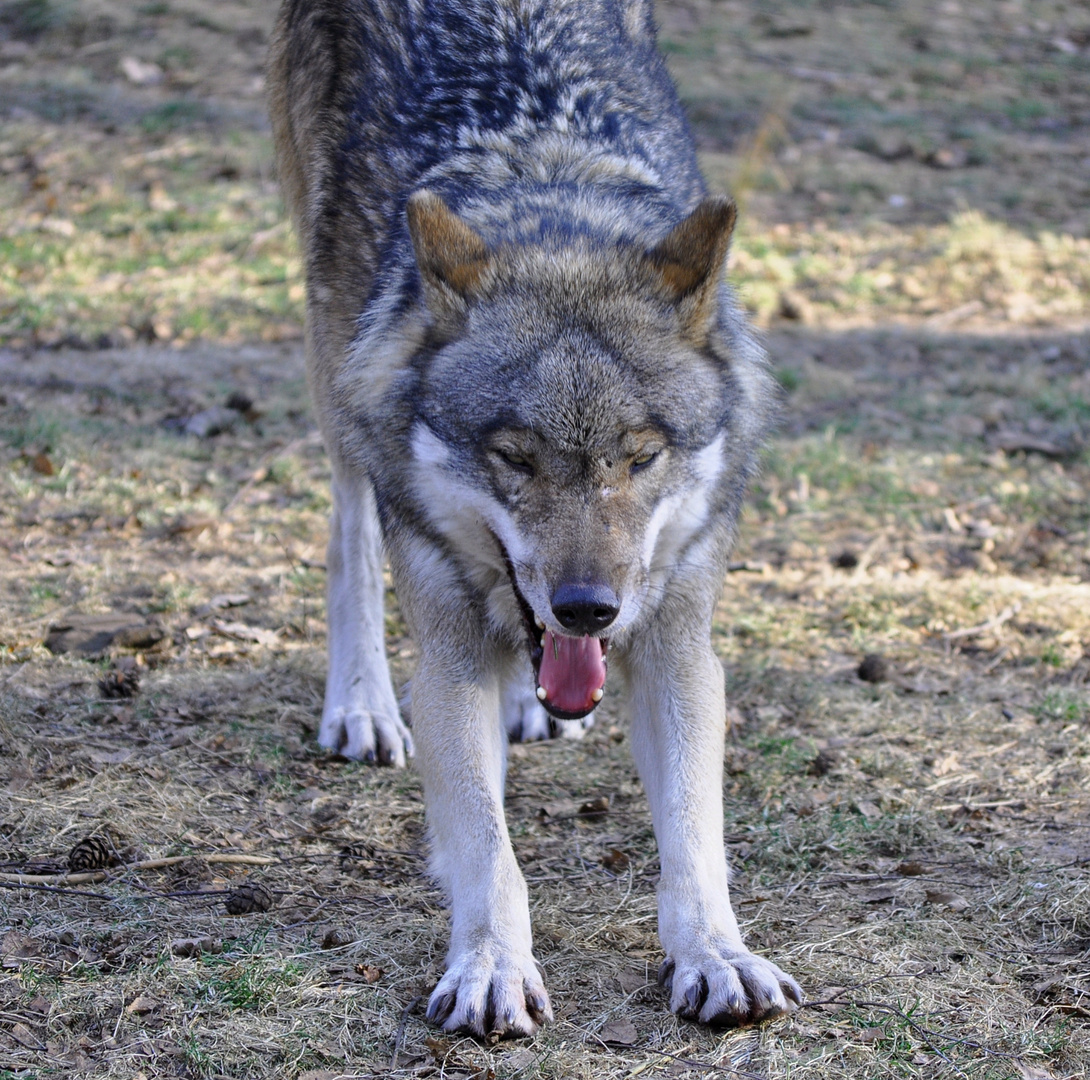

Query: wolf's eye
[631,450,659,473]
[496,449,533,474]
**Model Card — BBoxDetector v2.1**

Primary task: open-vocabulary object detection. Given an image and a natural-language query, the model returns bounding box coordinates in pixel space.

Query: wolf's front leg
[412,647,551,1038]
[627,625,802,1027]
[320,466,413,765]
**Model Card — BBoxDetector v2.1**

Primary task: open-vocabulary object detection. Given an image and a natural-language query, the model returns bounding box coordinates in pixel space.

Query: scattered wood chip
[211,619,280,648]
[853,800,882,820]
[598,1018,638,1046]
[171,937,222,958]
[537,800,576,821]
[578,796,611,817]
[859,886,898,904]
[931,751,960,777]
[925,889,970,911]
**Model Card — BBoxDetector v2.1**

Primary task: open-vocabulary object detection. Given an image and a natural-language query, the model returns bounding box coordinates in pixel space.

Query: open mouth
[499,550,608,721]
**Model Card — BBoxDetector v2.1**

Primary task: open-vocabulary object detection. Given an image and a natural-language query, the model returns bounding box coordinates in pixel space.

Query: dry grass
[2,331,1088,1079]
[1,0,1090,1078]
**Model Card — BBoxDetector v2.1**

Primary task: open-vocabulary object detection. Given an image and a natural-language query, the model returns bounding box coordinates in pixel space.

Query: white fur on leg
[411,651,551,1038]
[629,636,801,1027]
[320,468,413,766]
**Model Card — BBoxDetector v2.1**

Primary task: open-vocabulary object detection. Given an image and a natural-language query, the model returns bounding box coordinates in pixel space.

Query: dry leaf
[896,861,926,876]
[601,849,630,872]
[31,452,54,476]
[425,1036,452,1063]
[615,969,647,994]
[354,963,383,983]
[9,1022,43,1049]
[125,995,159,1015]
[859,1026,884,1043]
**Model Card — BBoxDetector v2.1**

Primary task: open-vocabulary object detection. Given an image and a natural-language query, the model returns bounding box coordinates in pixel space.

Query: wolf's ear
[646,195,737,342]
[406,190,490,319]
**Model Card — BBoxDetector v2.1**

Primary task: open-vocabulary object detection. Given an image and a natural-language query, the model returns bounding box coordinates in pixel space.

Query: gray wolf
[268,0,801,1038]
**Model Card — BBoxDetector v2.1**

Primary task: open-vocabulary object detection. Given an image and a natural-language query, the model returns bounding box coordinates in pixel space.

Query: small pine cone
[68,836,112,872]
[98,669,139,699]
[224,882,274,915]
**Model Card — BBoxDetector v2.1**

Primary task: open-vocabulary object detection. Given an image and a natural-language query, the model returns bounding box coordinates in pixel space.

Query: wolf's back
[271,0,703,247]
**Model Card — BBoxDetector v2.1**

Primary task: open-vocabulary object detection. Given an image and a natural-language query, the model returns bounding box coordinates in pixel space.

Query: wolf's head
[401,190,772,718]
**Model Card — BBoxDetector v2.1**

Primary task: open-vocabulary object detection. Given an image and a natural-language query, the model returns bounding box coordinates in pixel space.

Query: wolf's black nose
[551,584,619,635]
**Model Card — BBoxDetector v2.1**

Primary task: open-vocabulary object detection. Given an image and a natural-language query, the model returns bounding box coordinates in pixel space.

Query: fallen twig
[0,880,113,899]
[0,852,279,885]
[390,995,422,1069]
[943,603,1020,643]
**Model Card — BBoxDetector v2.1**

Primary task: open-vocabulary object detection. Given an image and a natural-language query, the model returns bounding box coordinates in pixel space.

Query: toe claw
[679,973,709,1020]
[657,957,675,992]
[524,982,548,1025]
[427,990,456,1026]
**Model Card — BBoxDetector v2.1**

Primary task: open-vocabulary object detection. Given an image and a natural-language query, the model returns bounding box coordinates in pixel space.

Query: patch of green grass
[139,100,212,134]
[193,954,304,1012]
[1033,690,1088,725]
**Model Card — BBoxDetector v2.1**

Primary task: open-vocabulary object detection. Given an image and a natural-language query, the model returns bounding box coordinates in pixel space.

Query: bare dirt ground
[1,2,1089,1078]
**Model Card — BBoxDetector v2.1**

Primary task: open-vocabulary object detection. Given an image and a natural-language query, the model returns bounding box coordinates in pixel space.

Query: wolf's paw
[426,951,552,1040]
[502,681,594,742]
[658,948,802,1027]
[318,705,413,766]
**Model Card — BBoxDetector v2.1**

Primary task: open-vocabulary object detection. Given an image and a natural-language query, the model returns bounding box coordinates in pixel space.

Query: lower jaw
[534,696,597,722]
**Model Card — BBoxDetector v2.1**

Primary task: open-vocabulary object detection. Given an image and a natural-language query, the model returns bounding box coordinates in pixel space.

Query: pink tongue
[538,631,606,715]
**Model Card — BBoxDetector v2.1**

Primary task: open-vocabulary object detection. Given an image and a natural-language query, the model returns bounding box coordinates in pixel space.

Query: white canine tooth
[535,617,545,629]
[591,688,604,703]
[536,686,547,701]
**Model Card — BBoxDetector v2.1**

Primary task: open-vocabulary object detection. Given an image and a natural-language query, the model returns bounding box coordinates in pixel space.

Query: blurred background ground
[0,1,1088,1078]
